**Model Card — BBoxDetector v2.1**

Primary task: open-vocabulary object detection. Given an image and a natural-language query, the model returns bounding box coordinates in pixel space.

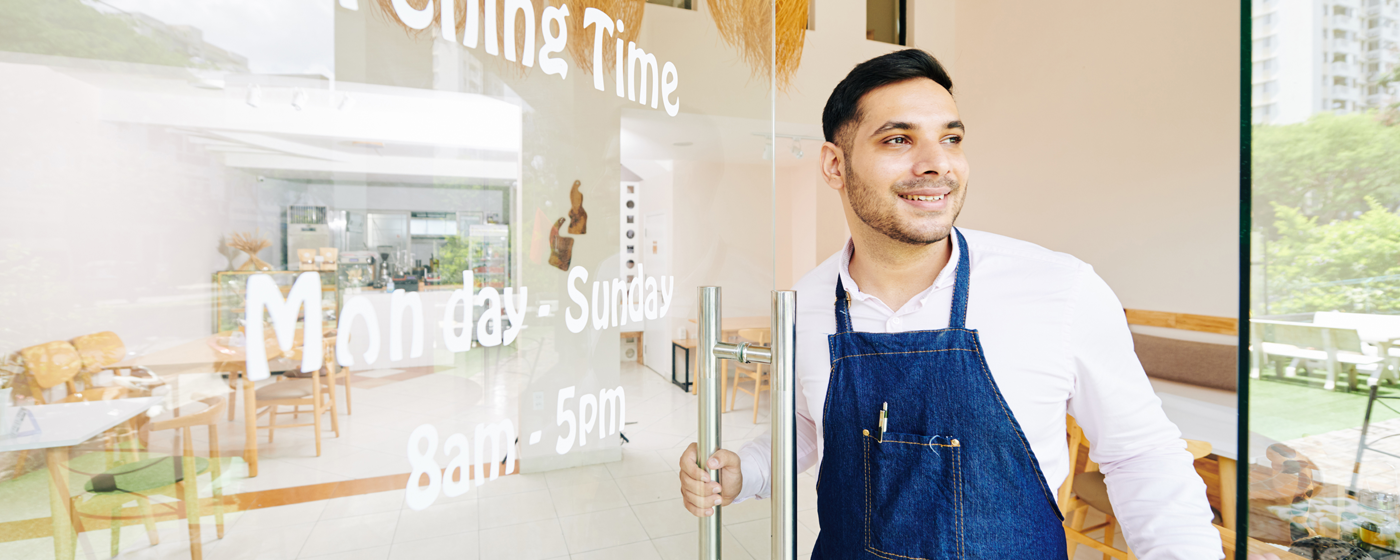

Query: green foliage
[437,236,474,287]
[1253,113,1400,227]
[0,0,204,68]
[1266,199,1400,314]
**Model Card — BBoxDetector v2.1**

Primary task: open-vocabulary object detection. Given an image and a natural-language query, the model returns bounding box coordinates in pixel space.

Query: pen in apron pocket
[877,402,888,443]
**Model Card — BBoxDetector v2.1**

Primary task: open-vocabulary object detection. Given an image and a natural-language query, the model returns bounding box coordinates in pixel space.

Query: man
[676,49,1224,558]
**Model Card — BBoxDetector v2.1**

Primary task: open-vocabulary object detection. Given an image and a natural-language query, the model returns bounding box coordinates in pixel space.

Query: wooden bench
[1250,319,1384,392]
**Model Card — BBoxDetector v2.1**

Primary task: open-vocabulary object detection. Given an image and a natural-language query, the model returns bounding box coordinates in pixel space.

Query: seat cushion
[1073,471,1114,517]
[1133,333,1237,391]
[255,379,315,400]
[84,455,208,494]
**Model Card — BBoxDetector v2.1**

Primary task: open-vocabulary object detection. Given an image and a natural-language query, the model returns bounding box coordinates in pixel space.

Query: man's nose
[913,143,953,178]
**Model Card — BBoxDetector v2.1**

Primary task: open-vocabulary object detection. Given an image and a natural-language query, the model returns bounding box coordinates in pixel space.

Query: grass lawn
[1250,376,1400,441]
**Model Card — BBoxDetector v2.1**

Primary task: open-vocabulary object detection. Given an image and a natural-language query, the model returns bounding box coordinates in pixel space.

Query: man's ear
[820,141,845,192]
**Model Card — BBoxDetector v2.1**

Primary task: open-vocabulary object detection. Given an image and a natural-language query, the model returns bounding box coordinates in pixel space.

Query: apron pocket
[862,430,963,560]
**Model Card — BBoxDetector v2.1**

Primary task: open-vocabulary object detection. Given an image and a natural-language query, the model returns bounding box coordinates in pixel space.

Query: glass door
[0,1,775,558]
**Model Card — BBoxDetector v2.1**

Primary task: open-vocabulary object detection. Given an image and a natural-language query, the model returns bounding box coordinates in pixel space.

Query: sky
[97,0,335,77]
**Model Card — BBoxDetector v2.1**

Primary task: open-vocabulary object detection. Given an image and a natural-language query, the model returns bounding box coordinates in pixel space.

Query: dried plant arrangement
[709,0,806,90]
[229,231,273,271]
[0,352,21,392]
[562,0,644,77]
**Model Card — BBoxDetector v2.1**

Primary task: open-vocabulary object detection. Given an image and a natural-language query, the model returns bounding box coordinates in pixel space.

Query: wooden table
[112,333,283,477]
[0,397,163,560]
[671,339,696,392]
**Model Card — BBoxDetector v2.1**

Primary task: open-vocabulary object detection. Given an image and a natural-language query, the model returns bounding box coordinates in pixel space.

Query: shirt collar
[837,229,962,307]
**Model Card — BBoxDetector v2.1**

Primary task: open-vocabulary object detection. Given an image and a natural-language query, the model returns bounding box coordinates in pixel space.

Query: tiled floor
[1,351,1143,560]
[1281,415,1400,494]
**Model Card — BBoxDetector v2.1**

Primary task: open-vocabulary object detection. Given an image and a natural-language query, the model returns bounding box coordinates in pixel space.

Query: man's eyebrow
[869,120,965,136]
[870,121,916,136]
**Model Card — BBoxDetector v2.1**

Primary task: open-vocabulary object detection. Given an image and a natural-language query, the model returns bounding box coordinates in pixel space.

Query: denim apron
[812,230,1067,559]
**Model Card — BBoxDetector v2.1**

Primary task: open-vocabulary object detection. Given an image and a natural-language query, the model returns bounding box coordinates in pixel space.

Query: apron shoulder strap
[836,229,971,332]
[950,229,971,329]
[834,276,852,334]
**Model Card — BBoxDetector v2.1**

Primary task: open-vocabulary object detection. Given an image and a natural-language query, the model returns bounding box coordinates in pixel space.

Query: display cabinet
[212,270,339,333]
[468,224,510,290]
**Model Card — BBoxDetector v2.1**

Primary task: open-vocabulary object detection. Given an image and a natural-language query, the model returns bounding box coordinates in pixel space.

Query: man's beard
[845,160,962,245]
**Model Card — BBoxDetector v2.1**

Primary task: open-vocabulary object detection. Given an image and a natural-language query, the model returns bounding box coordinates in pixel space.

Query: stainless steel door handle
[697,287,798,560]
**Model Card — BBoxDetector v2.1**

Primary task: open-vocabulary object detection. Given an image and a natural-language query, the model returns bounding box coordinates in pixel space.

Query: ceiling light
[246,84,262,108]
[291,88,308,111]
[191,78,224,90]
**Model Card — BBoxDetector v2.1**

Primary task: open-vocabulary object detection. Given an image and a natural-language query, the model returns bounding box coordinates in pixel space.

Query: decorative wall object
[619,180,638,283]
[548,217,574,270]
[229,231,274,271]
[567,180,588,234]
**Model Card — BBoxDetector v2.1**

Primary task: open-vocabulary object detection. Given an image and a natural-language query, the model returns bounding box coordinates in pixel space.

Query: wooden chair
[16,341,137,477]
[279,334,348,422]
[71,332,133,389]
[321,331,351,415]
[19,341,127,404]
[727,328,771,424]
[251,335,339,456]
[1059,415,1213,560]
[217,329,281,422]
[70,396,228,560]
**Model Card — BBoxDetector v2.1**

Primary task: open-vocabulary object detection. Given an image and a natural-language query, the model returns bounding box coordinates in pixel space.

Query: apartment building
[1252,0,1400,124]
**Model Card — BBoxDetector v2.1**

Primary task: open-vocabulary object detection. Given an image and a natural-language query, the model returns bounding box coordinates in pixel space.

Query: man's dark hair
[822,49,953,149]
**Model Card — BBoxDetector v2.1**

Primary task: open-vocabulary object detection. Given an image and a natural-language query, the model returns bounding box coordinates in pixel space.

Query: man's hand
[678,442,742,517]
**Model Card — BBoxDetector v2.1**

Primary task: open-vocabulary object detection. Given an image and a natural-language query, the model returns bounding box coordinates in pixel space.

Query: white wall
[950,0,1240,318]
[0,63,253,354]
[768,1,1238,321]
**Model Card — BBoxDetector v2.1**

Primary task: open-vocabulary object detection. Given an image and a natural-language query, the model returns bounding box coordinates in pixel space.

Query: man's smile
[895,186,952,211]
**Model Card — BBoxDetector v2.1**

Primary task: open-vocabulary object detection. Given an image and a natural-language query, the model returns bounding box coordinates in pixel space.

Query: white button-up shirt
[735,228,1221,559]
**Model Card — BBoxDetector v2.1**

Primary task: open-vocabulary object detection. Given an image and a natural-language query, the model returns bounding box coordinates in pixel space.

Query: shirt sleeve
[733,372,821,503]
[1065,265,1223,559]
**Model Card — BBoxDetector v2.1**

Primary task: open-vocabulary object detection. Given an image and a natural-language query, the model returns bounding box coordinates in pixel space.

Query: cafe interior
[1,0,1387,559]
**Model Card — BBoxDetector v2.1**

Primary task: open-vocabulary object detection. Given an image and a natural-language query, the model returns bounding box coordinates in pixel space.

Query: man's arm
[1067,266,1223,559]
[732,391,820,503]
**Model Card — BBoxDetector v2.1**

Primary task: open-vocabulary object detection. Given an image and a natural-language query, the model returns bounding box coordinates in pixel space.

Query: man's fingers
[678,468,719,499]
[708,448,741,470]
[678,442,724,517]
[681,485,722,510]
[679,443,711,482]
[677,467,722,498]
[679,442,697,469]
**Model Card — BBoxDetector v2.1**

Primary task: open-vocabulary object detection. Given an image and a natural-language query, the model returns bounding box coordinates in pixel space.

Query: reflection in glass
[1249,0,1400,552]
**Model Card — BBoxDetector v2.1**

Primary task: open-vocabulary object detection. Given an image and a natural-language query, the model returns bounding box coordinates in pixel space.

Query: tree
[1253,113,1400,230]
[0,0,205,68]
[1266,198,1400,313]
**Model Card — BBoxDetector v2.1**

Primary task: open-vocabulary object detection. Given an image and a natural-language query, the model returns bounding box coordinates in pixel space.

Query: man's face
[829,79,969,246]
